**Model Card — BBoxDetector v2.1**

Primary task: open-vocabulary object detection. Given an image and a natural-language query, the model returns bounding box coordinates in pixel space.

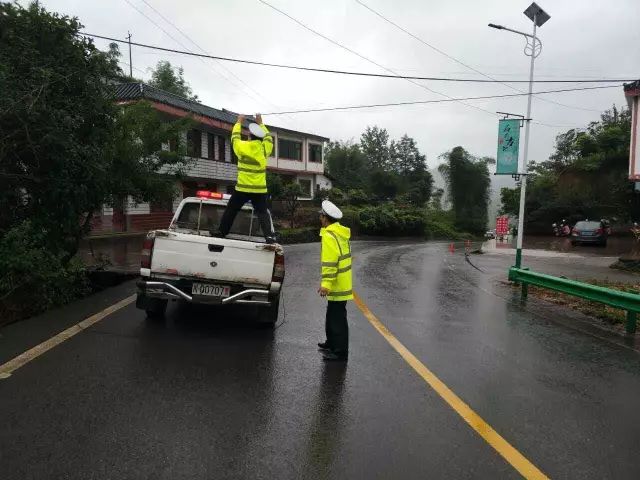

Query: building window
[298,179,312,198]
[187,129,202,158]
[309,144,322,163]
[207,133,214,159]
[218,136,226,162]
[278,139,302,161]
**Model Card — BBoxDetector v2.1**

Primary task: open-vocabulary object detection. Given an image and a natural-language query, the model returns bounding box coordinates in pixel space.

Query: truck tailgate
[150,233,275,286]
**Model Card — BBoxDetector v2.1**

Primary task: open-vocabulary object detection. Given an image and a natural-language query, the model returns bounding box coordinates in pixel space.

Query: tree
[360,126,390,170]
[439,147,491,234]
[368,170,399,200]
[509,106,634,233]
[499,187,520,216]
[324,140,366,191]
[148,60,198,101]
[280,182,304,228]
[390,134,427,173]
[430,188,445,210]
[267,172,285,201]
[0,2,193,318]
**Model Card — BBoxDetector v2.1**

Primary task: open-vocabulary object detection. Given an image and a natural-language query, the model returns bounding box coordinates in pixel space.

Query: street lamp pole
[515,16,537,268]
[489,3,550,268]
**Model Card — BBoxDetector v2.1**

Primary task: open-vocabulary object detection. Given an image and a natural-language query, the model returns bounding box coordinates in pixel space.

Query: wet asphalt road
[2,241,640,479]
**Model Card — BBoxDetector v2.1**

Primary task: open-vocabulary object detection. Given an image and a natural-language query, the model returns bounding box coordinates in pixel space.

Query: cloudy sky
[32,0,640,169]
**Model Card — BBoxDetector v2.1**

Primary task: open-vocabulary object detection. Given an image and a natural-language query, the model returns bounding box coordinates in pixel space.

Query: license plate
[583,232,594,236]
[192,283,230,297]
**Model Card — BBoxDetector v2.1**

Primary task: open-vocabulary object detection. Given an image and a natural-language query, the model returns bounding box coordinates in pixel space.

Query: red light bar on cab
[196,190,230,200]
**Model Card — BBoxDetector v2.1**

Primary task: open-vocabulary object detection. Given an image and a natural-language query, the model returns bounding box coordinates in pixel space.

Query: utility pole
[127,31,133,78]
[489,3,550,268]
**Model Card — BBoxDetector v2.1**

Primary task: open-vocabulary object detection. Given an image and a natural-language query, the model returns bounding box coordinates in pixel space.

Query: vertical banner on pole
[496,119,520,175]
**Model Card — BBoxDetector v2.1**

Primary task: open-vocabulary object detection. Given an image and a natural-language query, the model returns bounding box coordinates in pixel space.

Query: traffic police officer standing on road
[317,200,353,362]
[215,113,276,243]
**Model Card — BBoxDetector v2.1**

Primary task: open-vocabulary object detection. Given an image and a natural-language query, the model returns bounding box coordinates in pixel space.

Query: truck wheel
[145,298,168,321]
[257,300,280,328]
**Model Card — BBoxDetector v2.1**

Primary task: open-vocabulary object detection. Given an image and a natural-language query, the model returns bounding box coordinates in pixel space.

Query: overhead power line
[137,0,295,123]
[261,84,622,115]
[81,32,635,84]
[256,0,517,120]
[354,0,601,113]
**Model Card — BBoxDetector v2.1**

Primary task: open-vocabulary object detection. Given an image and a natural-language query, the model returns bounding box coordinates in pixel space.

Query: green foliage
[368,170,400,200]
[439,147,491,234]
[357,204,425,236]
[390,134,428,173]
[360,126,390,170]
[277,226,319,244]
[107,101,193,207]
[148,60,198,100]
[267,172,285,200]
[500,107,634,232]
[499,187,520,216]
[0,222,89,323]
[0,3,195,320]
[347,189,370,206]
[279,182,305,228]
[327,187,348,205]
[324,140,366,191]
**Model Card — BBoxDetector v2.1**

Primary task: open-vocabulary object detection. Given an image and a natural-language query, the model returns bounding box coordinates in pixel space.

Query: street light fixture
[489,2,551,269]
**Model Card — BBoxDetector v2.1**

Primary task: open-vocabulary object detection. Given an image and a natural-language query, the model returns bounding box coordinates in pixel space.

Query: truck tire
[144,298,168,321]
[257,300,280,328]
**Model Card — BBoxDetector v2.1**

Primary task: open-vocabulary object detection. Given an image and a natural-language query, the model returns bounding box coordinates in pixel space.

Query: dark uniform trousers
[325,300,348,356]
[218,191,274,239]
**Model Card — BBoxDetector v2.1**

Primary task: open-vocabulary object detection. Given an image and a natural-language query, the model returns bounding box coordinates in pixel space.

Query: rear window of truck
[174,202,264,237]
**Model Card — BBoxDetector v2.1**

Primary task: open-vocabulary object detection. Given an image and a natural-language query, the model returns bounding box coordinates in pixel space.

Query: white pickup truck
[136,191,284,326]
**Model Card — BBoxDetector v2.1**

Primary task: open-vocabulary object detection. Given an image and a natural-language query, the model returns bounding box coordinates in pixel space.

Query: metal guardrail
[508,267,640,334]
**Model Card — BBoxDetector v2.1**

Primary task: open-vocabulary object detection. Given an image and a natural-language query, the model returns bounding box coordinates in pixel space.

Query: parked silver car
[571,220,608,247]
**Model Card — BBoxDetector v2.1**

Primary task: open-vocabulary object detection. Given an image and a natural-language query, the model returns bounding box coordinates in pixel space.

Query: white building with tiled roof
[91,83,331,235]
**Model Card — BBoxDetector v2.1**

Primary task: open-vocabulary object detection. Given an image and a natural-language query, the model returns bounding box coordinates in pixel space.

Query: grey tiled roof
[624,80,640,93]
[113,82,329,141]
[114,82,239,125]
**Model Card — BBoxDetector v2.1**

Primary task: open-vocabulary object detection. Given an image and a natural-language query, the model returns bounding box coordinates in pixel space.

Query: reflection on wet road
[2,241,640,479]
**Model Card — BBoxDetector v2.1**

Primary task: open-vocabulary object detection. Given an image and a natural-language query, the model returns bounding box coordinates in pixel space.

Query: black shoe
[266,236,277,244]
[322,351,348,362]
[318,342,331,352]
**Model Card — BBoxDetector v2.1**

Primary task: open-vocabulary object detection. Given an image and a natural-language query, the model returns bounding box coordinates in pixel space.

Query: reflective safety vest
[320,222,353,301]
[230,122,273,194]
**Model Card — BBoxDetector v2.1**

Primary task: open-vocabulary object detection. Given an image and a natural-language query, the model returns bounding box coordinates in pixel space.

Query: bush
[0,222,89,324]
[347,189,370,206]
[278,226,319,244]
[327,188,347,205]
[357,204,426,236]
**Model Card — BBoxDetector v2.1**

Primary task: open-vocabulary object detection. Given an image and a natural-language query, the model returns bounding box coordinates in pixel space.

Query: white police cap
[321,200,343,220]
[249,122,266,139]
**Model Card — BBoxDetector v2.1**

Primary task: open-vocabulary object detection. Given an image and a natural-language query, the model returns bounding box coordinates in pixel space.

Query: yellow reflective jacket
[231,122,273,194]
[320,222,353,301]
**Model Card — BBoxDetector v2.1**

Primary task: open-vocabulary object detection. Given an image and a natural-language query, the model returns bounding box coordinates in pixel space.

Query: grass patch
[521,279,640,329]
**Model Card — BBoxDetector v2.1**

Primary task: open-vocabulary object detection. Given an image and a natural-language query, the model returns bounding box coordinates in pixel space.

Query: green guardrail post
[626,311,637,335]
[521,282,528,300]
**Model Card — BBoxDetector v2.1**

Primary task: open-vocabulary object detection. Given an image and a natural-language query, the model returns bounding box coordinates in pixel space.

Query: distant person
[317,200,353,362]
[215,113,276,243]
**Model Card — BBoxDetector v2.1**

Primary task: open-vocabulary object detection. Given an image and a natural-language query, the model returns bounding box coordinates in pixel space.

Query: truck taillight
[272,252,285,282]
[141,234,155,269]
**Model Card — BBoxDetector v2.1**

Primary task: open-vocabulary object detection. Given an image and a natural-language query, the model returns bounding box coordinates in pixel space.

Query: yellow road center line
[353,292,549,480]
[0,295,136,379]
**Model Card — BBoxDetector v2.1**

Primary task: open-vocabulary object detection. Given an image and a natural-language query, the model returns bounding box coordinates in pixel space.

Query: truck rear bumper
[136,279,281,306]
